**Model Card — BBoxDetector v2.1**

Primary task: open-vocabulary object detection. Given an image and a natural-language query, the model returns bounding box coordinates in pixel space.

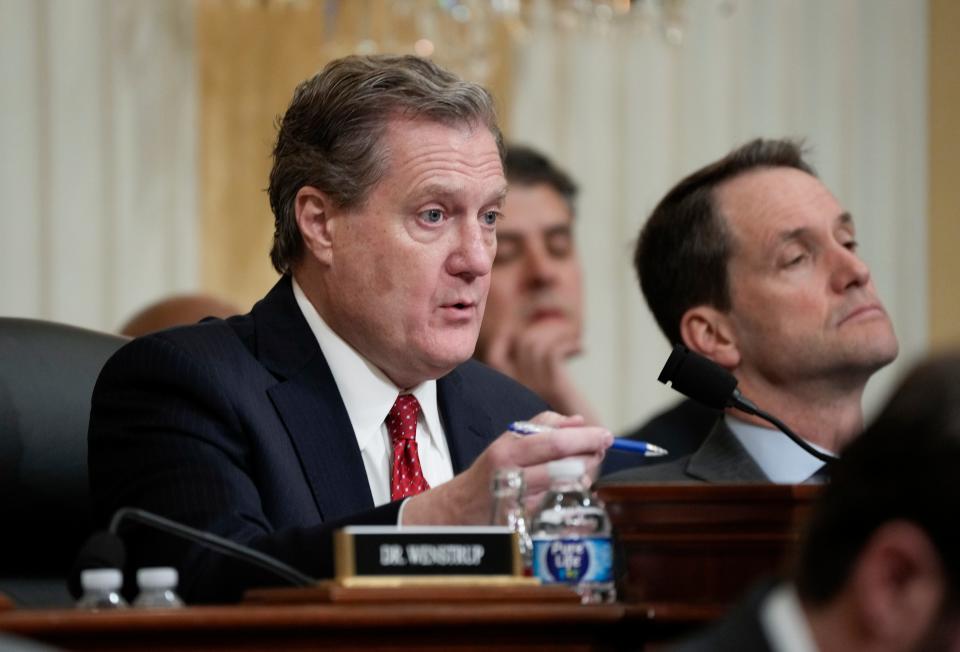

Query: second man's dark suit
[600,417,769,484]
[669,581,778,652]
[88,276,547,603]
[601,399,720,476]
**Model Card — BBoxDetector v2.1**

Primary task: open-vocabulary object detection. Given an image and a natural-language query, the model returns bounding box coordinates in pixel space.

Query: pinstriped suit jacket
[88,276,547,603]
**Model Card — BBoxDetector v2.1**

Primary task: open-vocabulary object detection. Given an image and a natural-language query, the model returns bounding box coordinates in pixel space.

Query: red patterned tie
[386,394,431,501]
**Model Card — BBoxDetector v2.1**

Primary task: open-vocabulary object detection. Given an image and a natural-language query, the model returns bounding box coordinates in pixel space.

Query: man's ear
[848,520,945,650]
[295,186,336,266]
[679,305,740,370]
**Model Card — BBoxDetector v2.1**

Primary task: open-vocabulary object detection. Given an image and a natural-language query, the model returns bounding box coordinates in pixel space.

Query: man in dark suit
[673,354,960,651]
[602,139,898,483]
[87,55,612,603]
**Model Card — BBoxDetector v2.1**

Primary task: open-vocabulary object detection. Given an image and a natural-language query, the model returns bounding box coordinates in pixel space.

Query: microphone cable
[108,507,315,587]
[659,344,835,464]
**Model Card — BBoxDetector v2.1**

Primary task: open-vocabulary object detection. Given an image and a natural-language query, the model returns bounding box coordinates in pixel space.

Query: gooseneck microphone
[109,508,315,586]
[71,507,315,598]
[658,344,834,463]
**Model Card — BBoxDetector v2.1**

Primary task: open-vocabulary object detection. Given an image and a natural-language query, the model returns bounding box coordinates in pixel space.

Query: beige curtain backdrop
[0,0,197,331]
[1,0,956,431]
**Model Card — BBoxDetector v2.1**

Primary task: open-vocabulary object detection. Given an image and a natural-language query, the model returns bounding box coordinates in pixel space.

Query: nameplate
[335,526,527,586]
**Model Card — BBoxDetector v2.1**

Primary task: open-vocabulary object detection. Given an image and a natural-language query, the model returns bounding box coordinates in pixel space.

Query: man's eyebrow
[836,212,855,229]
[410,182,508,205]
[410,183,460,203]
[777,226,810,244]
[775,211,855,246]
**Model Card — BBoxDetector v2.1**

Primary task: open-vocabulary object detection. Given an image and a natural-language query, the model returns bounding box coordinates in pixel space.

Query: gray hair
[268,54,504,274]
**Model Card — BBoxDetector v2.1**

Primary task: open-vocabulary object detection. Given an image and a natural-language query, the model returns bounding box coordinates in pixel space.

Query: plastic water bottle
[76,568,128,609]
[530,458,616,604]
[491,468,533,573]
[132,567,184,608]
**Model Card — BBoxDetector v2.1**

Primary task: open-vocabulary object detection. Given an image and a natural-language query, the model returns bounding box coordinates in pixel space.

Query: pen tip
[648,444,669,457]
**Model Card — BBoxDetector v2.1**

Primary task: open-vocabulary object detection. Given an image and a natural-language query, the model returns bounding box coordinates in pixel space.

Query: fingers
[527,411,585,429]
[402,416,608,527]
[502,423,612,469]
[511,322,580,389]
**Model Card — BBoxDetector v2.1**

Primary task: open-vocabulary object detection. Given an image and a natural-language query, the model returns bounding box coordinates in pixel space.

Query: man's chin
[862,325,899,368]
[419,340,479,377]
[838,337,899,377]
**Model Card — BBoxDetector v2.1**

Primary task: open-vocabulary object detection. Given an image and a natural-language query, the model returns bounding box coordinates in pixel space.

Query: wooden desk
[0,602,645,651]
[598,483,821,606]
[1,484,820,650]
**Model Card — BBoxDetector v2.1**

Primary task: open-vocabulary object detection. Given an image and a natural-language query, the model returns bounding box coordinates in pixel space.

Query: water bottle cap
[136,566,179,589]
[547,457,585,479]
[81,568,123,590]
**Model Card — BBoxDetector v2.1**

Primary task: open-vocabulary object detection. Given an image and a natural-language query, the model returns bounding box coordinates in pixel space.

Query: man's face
[716,167,898,388]
[475,182,583,361]
[317,117,505,388]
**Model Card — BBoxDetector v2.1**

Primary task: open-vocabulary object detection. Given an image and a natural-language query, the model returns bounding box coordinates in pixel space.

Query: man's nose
[831,244,872,292]
[449,220,494,280]
[523,241,559,288]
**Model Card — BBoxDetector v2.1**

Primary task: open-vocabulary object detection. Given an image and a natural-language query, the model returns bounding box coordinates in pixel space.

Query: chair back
[0,318,126,606]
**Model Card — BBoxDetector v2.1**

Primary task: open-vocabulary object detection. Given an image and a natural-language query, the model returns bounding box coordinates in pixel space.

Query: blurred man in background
[475,144,600,425]
[674,353,960,651]
[119,294,241,337]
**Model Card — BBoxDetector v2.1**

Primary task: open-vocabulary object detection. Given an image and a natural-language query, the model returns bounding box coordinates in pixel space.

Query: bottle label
[531,536,613,584]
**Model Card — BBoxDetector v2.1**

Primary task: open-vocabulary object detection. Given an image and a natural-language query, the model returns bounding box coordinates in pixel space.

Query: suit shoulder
[98,314,256,387]
[672,580,776,652]
[597,456,698,484]
[149,313,252,354]
[620,399,719,457]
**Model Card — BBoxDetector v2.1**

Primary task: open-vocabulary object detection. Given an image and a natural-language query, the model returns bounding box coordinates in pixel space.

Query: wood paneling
[929,0,960,349]
[197,1,325,309]
[598,483,820,607]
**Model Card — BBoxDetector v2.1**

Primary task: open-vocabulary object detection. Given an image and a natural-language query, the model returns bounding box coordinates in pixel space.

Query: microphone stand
[659,344,835,464]
[109,507,315,587]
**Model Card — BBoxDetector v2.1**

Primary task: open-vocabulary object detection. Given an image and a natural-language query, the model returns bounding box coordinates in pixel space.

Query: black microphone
[70,507,315,599]
[658,344,834,463]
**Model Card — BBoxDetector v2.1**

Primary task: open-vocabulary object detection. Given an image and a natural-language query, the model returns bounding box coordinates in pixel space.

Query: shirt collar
[291,277,442,450]
[760,583,820,652]
[725,415,830,484]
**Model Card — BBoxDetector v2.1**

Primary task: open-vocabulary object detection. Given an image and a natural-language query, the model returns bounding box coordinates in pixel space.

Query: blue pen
[508,421,669,457]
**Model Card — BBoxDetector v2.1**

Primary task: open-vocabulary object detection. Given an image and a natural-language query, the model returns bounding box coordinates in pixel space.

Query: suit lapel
[686,418,769,483]
[267,354,375,520]
[254,277,374,521]
[436,366,493,473]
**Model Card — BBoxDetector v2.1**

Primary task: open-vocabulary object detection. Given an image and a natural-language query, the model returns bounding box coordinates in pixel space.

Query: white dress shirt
[292,278,454,507]
[725,415,832,484]
[760,583,820,652]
